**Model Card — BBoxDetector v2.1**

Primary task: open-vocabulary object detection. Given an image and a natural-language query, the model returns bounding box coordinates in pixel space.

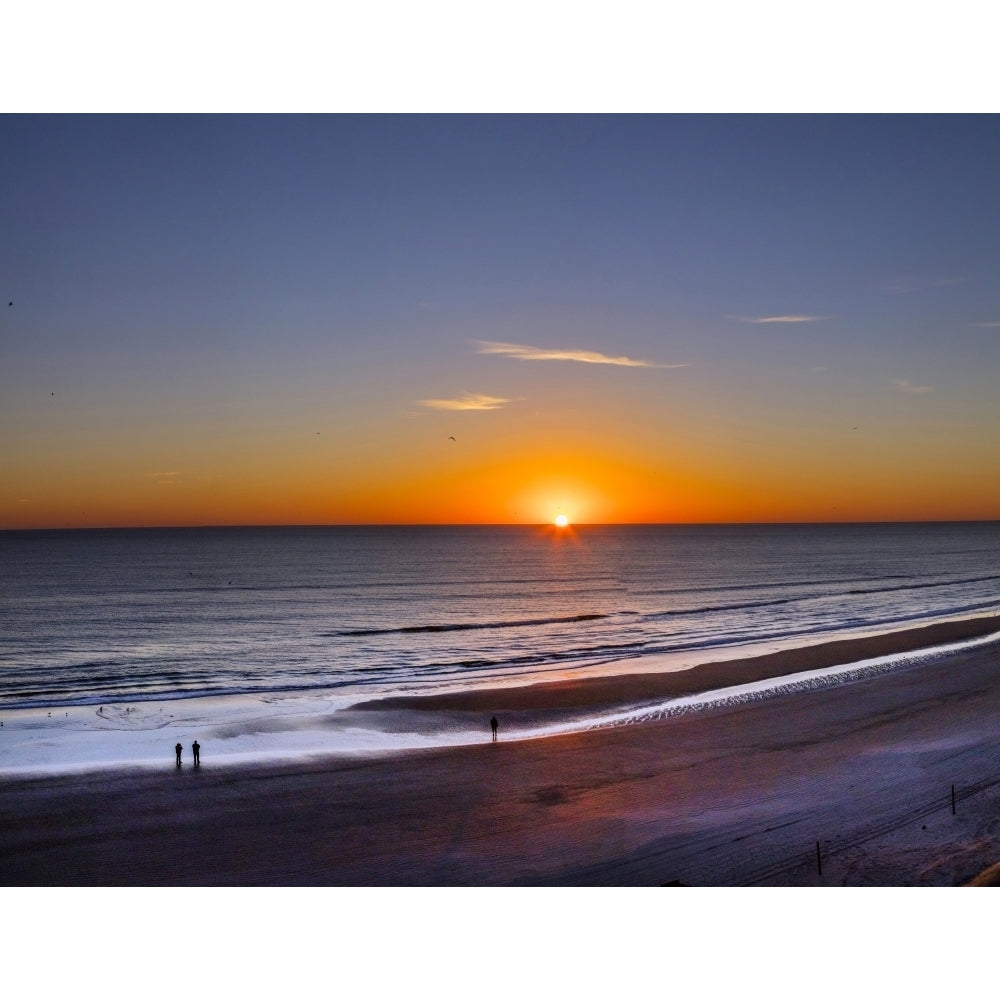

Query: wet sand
[4,616,1000,885]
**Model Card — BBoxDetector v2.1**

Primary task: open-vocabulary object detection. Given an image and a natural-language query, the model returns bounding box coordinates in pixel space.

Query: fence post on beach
[952,784,956,815]
[816,841,822,877]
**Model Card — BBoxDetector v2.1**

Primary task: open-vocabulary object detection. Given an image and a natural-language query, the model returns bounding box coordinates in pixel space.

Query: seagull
[448,436,456,442]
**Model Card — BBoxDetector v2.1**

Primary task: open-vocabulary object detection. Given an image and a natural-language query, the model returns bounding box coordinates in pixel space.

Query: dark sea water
[3,523,1000,712]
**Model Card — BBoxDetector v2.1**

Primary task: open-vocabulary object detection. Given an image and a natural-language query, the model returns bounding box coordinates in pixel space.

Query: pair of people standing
[175,741,200,766]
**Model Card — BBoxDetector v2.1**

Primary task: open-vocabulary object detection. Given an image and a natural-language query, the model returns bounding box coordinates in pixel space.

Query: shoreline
[5,624,1000,884]
[2,612,1000,776]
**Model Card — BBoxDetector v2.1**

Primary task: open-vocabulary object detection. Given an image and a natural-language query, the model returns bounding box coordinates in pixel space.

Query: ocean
[3,522,1000,770]
[4,522,1000,710]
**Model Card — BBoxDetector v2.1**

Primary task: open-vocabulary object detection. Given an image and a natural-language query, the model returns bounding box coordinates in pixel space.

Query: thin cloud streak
[475,340,684,368]
[145,471,181,485]
[893,379,934,394]
[969,321,1000,328]
[419,392,511,411]
[731,314,828,324]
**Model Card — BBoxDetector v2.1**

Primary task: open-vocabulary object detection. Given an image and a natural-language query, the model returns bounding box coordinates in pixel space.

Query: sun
[554,513,569,528]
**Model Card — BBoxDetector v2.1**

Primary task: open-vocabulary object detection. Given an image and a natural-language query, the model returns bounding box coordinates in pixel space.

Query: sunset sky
[3,114,1000,527]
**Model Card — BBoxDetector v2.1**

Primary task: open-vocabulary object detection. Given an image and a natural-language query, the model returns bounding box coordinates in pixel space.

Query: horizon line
[3,518,1000,533]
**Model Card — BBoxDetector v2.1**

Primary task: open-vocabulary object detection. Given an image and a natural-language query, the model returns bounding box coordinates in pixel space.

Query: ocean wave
[640,579,1000,622]
[643,597,796,619]
[327,611,614,638]
[643,574,912,598]
[843,573,1000,596]
[141,576,627,597]
[448,639,650,671]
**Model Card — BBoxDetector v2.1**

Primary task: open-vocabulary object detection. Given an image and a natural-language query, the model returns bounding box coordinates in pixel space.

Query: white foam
[3,629,999,775]
[523,628,1000,739]
[0,688,490,775]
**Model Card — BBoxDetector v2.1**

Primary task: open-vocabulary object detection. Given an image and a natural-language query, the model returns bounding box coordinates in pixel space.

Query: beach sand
[4,616,1000,886]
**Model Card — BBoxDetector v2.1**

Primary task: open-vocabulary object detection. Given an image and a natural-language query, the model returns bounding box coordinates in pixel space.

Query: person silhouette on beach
[192,740,200,766]
[175,742,182,766]
[490,716,498,742]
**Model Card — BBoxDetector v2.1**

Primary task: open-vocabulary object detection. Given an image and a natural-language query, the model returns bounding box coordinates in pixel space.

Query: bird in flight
[448,436,456,442]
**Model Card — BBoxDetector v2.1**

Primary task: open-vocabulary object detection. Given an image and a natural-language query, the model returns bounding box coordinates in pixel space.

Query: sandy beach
[4,616,1000,886]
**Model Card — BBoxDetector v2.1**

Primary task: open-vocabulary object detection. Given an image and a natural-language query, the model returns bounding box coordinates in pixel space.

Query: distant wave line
[643,572,999,601]
[130,575,627,597]
[642,574,911,598]
[23,569,995,607]
[643,597,795,619]
[843,574,1000,596]
[641,576,1000,619]
[328,612,612,637]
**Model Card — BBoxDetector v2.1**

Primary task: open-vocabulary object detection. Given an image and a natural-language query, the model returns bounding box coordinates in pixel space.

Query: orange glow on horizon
[5,424,1000,529]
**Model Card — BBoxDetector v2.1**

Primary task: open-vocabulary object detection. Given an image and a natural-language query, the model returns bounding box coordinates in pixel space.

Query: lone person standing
[175,742,182,766]
[192,740,201,766]
[490,716,498,742]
